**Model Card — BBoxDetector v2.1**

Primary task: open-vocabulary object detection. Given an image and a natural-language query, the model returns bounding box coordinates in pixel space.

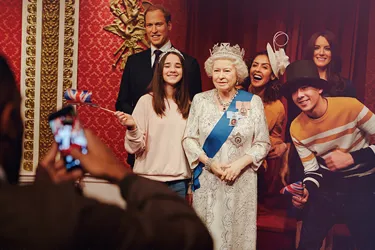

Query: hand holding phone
[48,105,88,171]
[70,130,131,182]
[38,143,83,183]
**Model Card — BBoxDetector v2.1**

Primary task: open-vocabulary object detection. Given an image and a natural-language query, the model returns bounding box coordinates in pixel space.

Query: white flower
[275,48,290,76]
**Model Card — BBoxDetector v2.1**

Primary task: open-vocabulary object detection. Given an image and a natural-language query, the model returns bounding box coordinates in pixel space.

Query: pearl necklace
[216,89,238,111]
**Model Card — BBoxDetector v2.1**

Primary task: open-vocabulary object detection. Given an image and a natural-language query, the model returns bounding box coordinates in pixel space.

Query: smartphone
[48,105,88,171]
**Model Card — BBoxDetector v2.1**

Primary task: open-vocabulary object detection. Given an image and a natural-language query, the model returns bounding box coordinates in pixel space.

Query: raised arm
[1,130,212,250]
[291,133,322,194]
[74,129,213,249]
[123,95,149,155]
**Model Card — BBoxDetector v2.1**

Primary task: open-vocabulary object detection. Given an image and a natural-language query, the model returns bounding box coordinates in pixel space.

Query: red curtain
[184,0,374,107]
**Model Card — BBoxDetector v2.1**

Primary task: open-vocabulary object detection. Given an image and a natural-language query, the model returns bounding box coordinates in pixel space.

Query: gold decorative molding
[39,0,60,161]
[23,0,37,172]
[20,0,79,174]
[62,0,75,99]
[104,0,152,70]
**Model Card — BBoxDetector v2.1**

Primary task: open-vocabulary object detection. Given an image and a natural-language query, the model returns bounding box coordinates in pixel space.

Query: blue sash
[192,90,253,191]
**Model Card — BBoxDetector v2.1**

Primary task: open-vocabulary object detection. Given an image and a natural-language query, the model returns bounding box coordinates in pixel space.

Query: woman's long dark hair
[304,30,347,96]
[248,51,282,104]
[147,51,190,119]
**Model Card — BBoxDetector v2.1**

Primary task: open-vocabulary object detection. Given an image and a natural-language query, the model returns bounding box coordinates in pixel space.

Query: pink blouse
[125,94,191,182]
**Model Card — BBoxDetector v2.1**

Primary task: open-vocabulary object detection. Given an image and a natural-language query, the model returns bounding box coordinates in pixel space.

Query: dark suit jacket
[0,170,213,249]
[115,48,202,114]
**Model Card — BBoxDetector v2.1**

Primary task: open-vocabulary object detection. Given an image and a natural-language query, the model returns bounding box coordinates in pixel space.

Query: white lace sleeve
[182,95,205,169]
[245,95,271,170]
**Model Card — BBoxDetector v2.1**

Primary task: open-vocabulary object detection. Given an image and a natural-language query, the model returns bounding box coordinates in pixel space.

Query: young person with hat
[283,60,375,250]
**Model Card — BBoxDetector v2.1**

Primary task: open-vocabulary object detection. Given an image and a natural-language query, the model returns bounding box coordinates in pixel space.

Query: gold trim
[39,0,60,161]
[62,0,75,94]
[104,0,152,70]
[23,0,37,172]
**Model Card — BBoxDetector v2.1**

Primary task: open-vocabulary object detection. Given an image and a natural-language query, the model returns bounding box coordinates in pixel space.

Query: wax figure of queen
[183,43,270,249]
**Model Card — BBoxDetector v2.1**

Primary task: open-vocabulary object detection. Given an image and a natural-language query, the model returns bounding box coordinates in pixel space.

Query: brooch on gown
[236,101,251,117]
[229,132,245,148]
[227,111,239,126]
[226,101,251,127]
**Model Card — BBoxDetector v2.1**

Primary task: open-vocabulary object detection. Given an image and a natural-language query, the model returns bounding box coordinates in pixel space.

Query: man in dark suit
[115,4,202,114]
[0,55,213,249]
[115,5,202,167]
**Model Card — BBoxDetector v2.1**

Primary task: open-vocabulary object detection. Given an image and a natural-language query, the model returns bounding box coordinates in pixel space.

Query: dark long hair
[248,51,282,103]
[148,51,190,119]
[0,55,23,184]
[304,30,347,96]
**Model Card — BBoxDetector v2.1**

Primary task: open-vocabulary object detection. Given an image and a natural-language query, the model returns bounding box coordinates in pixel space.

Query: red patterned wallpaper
[77,0,188,163]
[0,0,22,85]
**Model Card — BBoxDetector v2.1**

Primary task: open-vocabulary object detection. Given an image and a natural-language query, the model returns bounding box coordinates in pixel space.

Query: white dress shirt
[150,40,172,67]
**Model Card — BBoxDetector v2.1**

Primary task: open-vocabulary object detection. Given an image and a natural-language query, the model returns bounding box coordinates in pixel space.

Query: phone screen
[48,105,87,170]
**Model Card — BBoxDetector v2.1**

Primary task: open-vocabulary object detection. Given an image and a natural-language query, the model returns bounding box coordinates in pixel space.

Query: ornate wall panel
[57,0,79,108]
[38,0,60,161]
[19,0,80,175]
[20,0,42,173]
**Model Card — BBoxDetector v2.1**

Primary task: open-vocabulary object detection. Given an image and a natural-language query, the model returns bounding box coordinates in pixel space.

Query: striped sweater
[290,97,375,192]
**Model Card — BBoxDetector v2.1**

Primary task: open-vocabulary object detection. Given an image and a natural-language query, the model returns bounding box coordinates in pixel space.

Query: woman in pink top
[115,48,191,198]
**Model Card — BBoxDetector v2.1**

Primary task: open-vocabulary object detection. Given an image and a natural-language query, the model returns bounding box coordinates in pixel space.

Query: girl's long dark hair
[304,30,347,96]
[147,52,190,119]
[248,51,282,103]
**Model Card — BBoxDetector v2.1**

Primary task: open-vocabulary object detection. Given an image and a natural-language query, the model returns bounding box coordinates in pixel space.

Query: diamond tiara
[209,43,245,59]
[158,47,185,62]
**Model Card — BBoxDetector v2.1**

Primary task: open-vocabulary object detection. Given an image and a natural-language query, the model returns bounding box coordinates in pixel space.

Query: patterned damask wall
[77,0,188,162]
[0,0,22,84]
